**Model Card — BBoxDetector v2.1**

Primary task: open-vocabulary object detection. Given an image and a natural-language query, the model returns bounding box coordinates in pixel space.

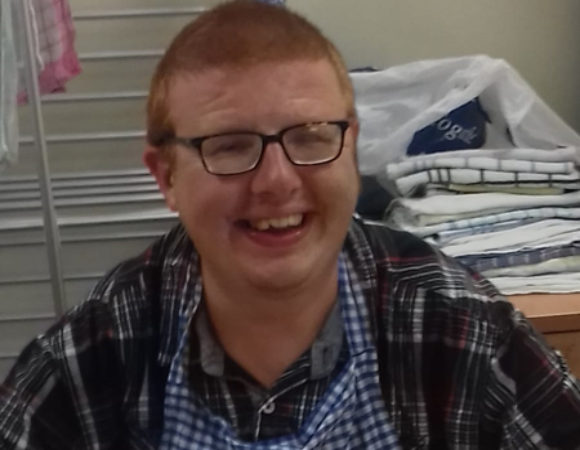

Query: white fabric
[396,190,580,218]
[394,146,580,165]
[352,55,580,175]
[429,218,534,245]
[395,168,580,196]
[386,150,578,180]
[426,185,564,196]
[488,273,580,295]
[442,218,580,249]
[396,207,580,238]
[441,219,580,257]
[483,256,580,278]
[0,0,19,169]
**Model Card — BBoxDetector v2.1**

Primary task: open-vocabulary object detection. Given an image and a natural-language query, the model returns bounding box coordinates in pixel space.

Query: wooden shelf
[509,293,580,377]
[509,293,580,333]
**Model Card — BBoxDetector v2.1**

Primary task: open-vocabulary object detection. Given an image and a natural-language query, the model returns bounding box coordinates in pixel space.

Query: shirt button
[262,401,276,414]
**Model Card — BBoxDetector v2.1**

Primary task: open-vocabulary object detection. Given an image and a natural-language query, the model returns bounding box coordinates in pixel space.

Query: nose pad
[250,142,302,197]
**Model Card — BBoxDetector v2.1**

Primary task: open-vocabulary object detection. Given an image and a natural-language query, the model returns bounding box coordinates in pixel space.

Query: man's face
[146,59,359,293]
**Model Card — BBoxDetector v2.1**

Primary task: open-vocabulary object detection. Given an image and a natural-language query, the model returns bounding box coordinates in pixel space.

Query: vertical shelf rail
[16,0,67,315]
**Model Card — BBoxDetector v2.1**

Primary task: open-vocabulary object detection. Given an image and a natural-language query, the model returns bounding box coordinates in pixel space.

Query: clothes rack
[16,0,66,315]
[1,1,200,378]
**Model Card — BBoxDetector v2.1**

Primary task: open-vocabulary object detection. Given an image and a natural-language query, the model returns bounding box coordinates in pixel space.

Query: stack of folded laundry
[351,56,580,296]
[384,146,580,295]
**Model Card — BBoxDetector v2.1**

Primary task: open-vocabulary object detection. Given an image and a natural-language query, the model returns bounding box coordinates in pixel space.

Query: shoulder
[5,224,194,388]
[346,217,580,445]
[55,224,198,370]
[346,216,514,342]
[348,216,503,296]
[0,225,194,447]
[87,223,193,305]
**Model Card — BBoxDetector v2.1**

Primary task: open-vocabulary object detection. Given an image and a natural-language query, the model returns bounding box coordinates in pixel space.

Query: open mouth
[239,213,305,232]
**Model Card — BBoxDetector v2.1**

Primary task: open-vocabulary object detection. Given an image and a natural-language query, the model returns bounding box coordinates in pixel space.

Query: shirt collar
[156,220,375,372]
[194,290,344,380]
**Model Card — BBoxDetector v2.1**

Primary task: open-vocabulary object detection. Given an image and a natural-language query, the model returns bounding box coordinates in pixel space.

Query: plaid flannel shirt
[1,218,580,449]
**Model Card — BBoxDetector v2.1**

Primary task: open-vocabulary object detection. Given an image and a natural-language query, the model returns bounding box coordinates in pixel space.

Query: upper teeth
[250,214,303,231]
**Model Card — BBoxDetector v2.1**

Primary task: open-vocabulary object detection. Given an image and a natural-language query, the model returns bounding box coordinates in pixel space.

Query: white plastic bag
[0,0,19,169]
[352,55,580,175]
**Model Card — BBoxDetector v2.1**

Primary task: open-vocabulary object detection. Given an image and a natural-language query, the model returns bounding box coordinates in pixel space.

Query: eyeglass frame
[165,120,350,176]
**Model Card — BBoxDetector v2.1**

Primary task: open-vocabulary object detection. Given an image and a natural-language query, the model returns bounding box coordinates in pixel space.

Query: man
[1,1,580,448]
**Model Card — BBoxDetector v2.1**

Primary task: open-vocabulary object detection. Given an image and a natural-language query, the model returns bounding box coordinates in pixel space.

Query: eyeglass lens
[201,122,344,175]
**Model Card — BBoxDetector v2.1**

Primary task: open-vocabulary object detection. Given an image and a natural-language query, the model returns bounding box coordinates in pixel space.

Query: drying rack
[1,0,204,373]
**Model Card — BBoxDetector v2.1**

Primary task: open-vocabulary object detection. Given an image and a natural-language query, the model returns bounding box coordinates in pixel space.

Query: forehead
[167,59,348,134]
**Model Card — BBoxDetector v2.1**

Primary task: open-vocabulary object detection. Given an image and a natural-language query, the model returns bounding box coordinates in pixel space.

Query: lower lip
[239,216,309,249]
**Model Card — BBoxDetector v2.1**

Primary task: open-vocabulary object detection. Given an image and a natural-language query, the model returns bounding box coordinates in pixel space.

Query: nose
[250,141,302,200]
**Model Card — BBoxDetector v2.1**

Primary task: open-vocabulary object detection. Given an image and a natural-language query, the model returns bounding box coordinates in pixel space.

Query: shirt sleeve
[482,308,580,449]
[0,334,84,449]
[0,301,125,450]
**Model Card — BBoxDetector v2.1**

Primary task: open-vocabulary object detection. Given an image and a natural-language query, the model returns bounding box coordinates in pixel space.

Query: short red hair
[146,0,354,149]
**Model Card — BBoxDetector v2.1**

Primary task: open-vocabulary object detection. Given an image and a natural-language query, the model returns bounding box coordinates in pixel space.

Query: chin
[246,265,310,292]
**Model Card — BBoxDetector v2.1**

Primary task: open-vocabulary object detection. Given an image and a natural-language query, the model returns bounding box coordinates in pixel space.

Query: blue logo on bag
[407,98,489,156]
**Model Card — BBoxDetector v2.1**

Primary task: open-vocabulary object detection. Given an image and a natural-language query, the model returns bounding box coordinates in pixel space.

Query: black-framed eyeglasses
[168,120,350,176]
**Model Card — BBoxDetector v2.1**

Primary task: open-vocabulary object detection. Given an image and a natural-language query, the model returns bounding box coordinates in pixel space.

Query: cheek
[334,155,360,198]
[173,176,247,228]
[312,161,359,216]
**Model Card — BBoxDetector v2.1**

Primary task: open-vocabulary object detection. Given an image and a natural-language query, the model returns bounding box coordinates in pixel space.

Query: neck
[200,263,339,388]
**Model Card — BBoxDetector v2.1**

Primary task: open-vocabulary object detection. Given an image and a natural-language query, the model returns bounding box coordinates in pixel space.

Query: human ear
[143,145,178,211]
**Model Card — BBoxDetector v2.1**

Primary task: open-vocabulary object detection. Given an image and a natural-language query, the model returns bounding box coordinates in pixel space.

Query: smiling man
[145,58,359,392]
[2,1,580,449]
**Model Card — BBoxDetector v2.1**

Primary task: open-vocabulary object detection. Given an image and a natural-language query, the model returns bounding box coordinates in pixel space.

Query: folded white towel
[395,168,580,196]
[488,273,580,295]
[441,219,580,256]
[397,190,580,217]
[483,256,580,277]
[390,207,580,237]
[386,148,579,180]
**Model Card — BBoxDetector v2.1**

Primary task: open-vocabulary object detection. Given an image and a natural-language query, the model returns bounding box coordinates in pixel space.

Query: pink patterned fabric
[18,0,81,103]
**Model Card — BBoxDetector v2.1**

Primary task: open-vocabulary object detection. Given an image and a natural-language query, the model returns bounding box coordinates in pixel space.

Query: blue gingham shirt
[1,218,580,449]
[177,292,348,441]
[160,254,401,449]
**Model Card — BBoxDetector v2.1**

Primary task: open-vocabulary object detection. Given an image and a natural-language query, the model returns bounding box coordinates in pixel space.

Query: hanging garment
[0,0,19,169]
[17,0,81,103]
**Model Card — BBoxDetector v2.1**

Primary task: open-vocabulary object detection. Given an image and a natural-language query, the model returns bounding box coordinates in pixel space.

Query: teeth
[255,220,270,231]
[250,214,303,231]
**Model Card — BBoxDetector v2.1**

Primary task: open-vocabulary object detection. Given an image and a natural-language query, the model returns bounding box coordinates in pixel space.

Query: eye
[203,134,258,158]
[286,125,338,148]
